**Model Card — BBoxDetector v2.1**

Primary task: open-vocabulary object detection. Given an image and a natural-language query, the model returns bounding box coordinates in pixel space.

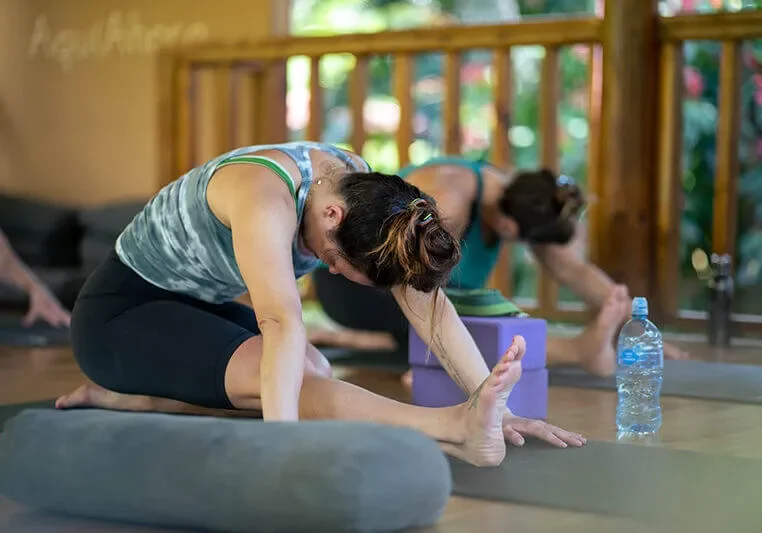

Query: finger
[56,309,71,328]
[540,423,586,446]
[555,429,586,447]
[519,421,569,448]
[22,309,37,327]
[503,426,525,447]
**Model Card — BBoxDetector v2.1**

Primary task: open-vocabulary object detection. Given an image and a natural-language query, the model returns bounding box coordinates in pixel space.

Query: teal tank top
[398,156,501,290]
[116,142,370,304]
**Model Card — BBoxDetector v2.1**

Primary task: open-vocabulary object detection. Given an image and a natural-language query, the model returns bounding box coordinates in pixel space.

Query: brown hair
[332,172,461,293]
[498,168,585,244]
[330,171,461,338]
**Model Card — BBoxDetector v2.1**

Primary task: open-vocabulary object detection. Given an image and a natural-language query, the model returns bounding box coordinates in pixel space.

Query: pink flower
[461,63,487,85]
[571,45,589,62]
[684,66,704,99]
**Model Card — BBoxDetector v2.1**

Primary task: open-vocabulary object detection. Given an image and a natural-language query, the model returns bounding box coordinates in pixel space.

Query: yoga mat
[549,359,762,404]
[0,400,55,430]
[0,315,70,347]
[449,439,762,532]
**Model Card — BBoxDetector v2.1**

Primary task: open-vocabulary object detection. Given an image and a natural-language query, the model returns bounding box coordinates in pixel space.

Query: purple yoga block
[411,366,548,420]
[408,316,547,371]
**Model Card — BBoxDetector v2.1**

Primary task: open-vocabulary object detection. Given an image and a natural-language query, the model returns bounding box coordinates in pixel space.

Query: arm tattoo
[431,331,471,394]
[466,378,488,411]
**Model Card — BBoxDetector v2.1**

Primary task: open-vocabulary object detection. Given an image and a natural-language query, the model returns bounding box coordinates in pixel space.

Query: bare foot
[444,336,525,467]
[55,383,151,411]
[571,285,630,377]
[665,341,690,360]
[401,369,413,393]
[55,383,254,418]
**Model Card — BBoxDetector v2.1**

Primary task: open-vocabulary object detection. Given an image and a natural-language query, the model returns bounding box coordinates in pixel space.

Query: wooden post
[395,54,414,167]
[443,52,462,155]
[596,0,660,301]
[486,47,514,298]
[654,42,684,323]
[537,45,560,316]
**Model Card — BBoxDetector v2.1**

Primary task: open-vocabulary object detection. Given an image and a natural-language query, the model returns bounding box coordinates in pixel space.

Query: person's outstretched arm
[392,285,585,447]
[0,227,71,327]
[531,239,615,311]
[392,285,490,394]
[224,165,306,422]
[532,241,689,360]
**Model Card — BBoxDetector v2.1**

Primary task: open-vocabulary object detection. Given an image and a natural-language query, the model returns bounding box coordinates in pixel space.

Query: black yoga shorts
[70,250,260,409]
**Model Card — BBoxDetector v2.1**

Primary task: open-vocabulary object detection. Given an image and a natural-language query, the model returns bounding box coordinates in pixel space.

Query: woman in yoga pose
[312,156,689,381]
[56,142,584,467]
[0,227,71,328]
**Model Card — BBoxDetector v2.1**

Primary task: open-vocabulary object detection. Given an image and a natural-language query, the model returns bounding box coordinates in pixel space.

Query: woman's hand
[502,412,587,448]
[24,284,71,328]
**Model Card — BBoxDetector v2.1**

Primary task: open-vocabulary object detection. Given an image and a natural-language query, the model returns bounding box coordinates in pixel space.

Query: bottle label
[620,344,643,366]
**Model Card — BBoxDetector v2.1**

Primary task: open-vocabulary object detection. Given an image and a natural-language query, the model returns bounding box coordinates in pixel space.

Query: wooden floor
[1,339,761,533]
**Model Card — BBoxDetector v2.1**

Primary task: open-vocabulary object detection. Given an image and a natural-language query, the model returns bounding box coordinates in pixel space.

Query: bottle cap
[632,297,648,316]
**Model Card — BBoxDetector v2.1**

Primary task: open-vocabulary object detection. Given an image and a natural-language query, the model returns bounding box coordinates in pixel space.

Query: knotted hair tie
[408,198,434,227]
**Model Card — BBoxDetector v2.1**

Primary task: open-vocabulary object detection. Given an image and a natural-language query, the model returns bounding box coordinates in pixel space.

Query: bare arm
[392,285,489,395]
[531,242,615,310]
[0,228,70,327]
[0,228,40,292]
[226,169,306,421]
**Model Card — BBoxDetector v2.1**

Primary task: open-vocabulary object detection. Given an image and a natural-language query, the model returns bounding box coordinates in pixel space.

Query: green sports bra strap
[217,155,297,201]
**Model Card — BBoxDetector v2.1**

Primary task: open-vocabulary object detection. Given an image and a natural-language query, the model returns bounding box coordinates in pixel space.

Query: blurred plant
[289,0,762,314]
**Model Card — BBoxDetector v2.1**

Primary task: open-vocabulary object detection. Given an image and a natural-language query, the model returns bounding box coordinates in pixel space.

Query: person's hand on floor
[23,283,71,328]
[664,341,690,360]
[502,412,586,448]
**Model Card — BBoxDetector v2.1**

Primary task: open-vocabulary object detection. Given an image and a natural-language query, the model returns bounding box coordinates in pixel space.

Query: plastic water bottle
[616,297,664,435]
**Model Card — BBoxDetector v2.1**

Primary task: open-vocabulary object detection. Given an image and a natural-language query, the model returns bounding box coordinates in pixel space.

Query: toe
[512,335,526,360]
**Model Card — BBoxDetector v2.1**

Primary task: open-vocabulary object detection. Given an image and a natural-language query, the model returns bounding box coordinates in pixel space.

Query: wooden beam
[157,52,176,190]
[395,54,414,168]
[307,56,324,142]
[660,10,762,42]
[178,18,602,63]
[537,45,560,316]
[654,42,684,322]
[174,60,192,184]
[597,0,659,298]
[487,47,514,298]
[248,69,266,144]
[215,66,232,154]
[350,56,369,154]
[263,60,288,143]
[443,52,462,155]
[586,43,603,270]
[712,41,742,256]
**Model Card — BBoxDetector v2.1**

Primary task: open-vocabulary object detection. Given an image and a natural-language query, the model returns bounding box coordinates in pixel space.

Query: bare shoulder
[337,147,370,171]
[207,150,300,228]
[407,164,477,203]
[482,164,514,188]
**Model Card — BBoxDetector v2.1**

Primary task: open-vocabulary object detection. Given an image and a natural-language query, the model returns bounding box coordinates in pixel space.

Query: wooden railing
[156,3,762,334]
[656,11,762,333]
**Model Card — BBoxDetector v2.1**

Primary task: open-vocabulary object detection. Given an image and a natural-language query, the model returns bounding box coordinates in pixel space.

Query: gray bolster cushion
[0,409,452,533]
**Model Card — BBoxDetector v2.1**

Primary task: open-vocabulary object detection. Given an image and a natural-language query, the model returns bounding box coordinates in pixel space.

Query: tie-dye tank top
[115,142,369,304]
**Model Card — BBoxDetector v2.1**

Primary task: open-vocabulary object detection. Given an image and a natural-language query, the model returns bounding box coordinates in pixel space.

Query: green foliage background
[290,0,762,319]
